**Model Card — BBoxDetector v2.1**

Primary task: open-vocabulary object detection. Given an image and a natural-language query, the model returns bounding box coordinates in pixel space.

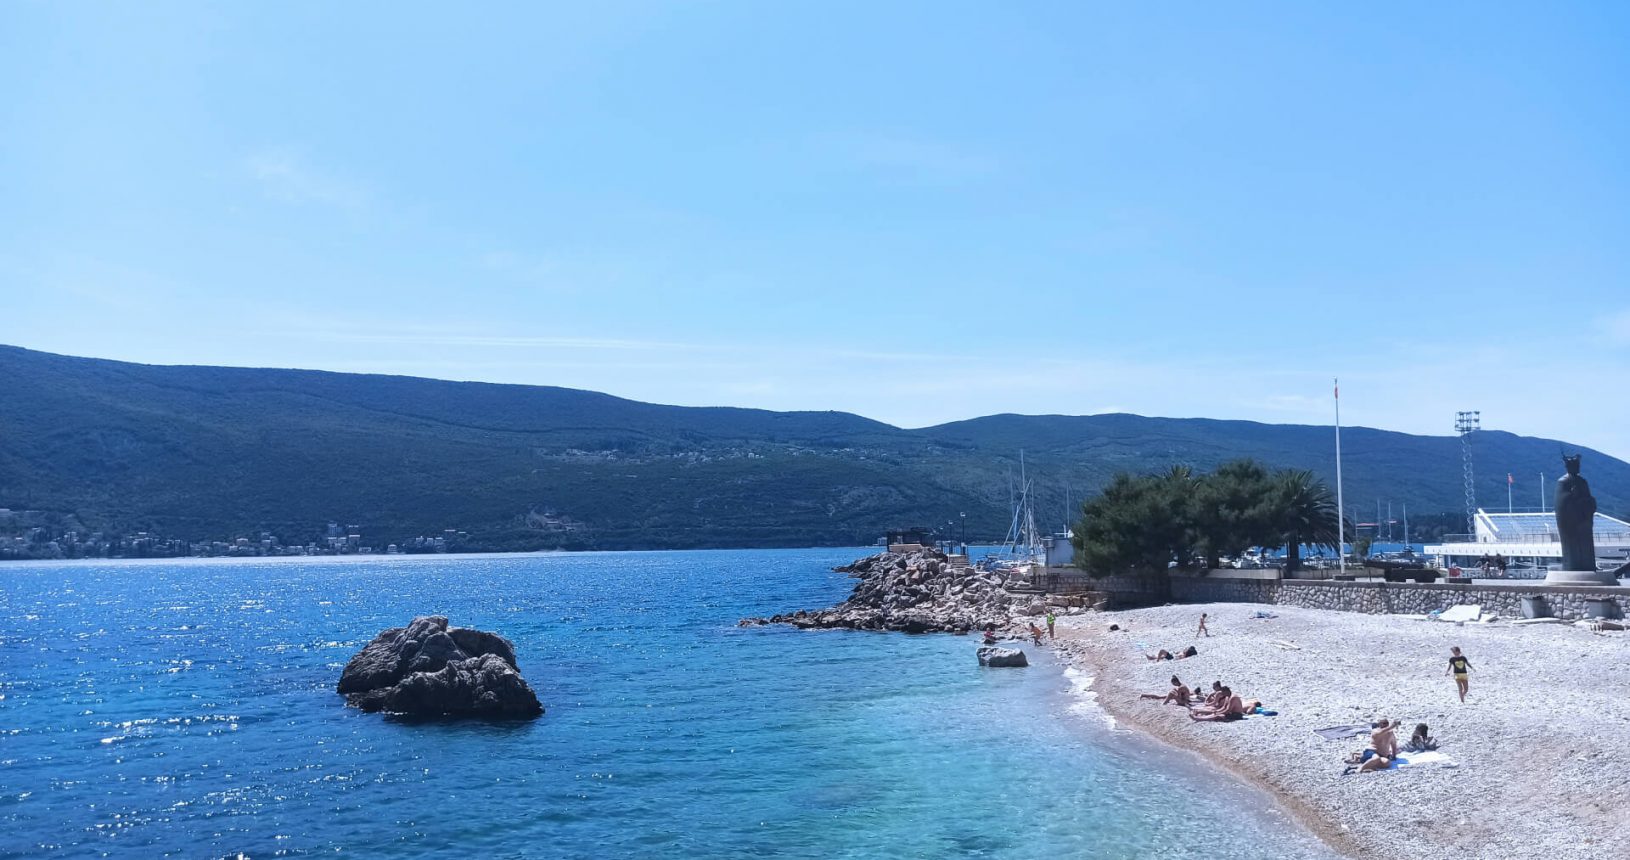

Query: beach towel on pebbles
[1393,751,1456,769]
[1438,604,1481,623]
[1314,724,1371,740]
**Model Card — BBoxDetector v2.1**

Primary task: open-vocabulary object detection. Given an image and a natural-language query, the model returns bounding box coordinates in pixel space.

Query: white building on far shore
[1425,509,1630,573]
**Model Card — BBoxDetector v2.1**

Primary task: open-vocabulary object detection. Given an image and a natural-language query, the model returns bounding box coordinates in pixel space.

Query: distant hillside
[2,345,1626,551]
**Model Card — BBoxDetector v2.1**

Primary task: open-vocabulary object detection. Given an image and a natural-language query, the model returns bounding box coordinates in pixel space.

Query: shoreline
[1039,649,1346,858]
[1047,602,1630,860]
[1048,631,1363,859]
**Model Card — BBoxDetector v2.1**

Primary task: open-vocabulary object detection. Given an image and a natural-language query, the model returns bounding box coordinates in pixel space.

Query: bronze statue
[1555,454,1597,571]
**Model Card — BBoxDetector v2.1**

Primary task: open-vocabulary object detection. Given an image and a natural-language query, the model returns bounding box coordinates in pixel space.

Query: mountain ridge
[2,344,1625,551]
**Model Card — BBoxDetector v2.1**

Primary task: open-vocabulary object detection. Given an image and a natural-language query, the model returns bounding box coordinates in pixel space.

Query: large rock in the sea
[337,616,543,718]
[977,646,1028,668]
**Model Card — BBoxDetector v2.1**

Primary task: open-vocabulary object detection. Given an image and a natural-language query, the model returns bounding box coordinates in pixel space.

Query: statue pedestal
[1544,569,1620,586]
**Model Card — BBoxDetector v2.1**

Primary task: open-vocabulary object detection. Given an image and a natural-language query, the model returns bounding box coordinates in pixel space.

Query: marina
[1425,509,1630,577]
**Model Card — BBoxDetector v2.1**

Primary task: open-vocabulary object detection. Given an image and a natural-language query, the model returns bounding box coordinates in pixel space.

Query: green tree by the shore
[1072,460,1347,576]
[1272,468,1344,574]
[1071,468,1198,574]
[1192,459,1281,569]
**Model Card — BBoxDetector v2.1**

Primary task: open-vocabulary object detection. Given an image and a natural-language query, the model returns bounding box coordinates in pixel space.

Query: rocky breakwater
[740,550,1022,633]
[337,616,544,719]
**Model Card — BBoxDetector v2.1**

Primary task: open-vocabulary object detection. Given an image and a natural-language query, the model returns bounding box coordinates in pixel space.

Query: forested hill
[2,345,1626,551]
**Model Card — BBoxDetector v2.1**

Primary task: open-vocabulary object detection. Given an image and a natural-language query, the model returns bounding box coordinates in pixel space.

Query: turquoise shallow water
[1,549,1336,858]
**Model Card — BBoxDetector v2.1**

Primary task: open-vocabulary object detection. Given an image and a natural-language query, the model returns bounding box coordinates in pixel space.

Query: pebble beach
[1052,603,1630,860]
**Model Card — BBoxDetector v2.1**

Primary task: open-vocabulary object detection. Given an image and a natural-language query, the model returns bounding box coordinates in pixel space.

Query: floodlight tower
[1455,411,1481,536]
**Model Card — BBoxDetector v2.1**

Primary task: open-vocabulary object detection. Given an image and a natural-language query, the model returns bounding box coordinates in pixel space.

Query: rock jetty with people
[337,615,544,718]
[740,549,1035,633]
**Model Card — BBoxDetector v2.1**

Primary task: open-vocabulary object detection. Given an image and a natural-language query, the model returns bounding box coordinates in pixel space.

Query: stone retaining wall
[1080,571,1628,621]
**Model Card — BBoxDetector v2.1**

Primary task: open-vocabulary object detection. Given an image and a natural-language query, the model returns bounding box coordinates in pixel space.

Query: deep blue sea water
[1,549,1336,859]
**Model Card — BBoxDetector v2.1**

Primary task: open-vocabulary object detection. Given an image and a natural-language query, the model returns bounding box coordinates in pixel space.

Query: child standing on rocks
[1446,646,1473,702]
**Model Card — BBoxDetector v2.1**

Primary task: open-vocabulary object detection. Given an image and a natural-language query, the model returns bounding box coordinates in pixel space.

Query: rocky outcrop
[977,646,1028,667]
[337,616,543,718]
[740,550,1029,633]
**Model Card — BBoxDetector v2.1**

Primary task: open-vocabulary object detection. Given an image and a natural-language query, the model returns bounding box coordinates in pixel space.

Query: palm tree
[1159,464,1202,571]
[1273,469,1344,575]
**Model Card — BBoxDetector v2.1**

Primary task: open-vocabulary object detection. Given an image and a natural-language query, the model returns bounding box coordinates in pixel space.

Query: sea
[0,549,1338,859]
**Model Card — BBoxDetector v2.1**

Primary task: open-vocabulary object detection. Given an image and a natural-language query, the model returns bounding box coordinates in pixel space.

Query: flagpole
[1335,378,1345,576]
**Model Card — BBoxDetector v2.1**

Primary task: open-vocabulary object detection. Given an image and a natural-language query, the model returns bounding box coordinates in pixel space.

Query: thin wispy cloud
[1596,309,1630,345]
[834,132,997,181]
[245,149,367,210]
[297,331,700,351]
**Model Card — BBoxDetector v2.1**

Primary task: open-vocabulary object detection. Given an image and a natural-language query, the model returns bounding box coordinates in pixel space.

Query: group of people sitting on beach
[1343,719,1437,774]
[1139,676,1265,722]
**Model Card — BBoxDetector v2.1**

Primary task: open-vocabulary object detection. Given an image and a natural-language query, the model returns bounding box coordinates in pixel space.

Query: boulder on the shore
[977,646,1028,668]
[337,616,543,718]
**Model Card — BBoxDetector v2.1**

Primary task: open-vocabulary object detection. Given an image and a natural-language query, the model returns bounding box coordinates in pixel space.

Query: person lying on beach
[1145,645,1199,661]
[1189,687,1245,721]
[1403,723,1437,752]
[1140,676,1191,706]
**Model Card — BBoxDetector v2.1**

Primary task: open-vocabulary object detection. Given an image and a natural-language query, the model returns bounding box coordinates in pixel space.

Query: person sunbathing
[1191,685,1230,714]
[1189,686,1245,721]
[1140,676,1191,706]
[1202,681,1226,709]
[1146,649,1174,661]
[1403,723,1437,752]
[1356,719,1400,772]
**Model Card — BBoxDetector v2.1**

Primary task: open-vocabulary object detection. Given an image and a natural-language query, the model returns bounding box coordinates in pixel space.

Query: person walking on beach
[1196,612,1210,638]
[1045,611,1056,639]
[1028,622,1045,645]
[1446,646,1473,702]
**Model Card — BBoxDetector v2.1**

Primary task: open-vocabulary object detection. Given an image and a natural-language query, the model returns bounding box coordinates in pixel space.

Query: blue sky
[3,2,1628,460]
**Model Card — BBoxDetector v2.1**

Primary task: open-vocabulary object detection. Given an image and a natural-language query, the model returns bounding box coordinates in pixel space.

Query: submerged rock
[337,616,543,718]
[977,646,1028,668]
